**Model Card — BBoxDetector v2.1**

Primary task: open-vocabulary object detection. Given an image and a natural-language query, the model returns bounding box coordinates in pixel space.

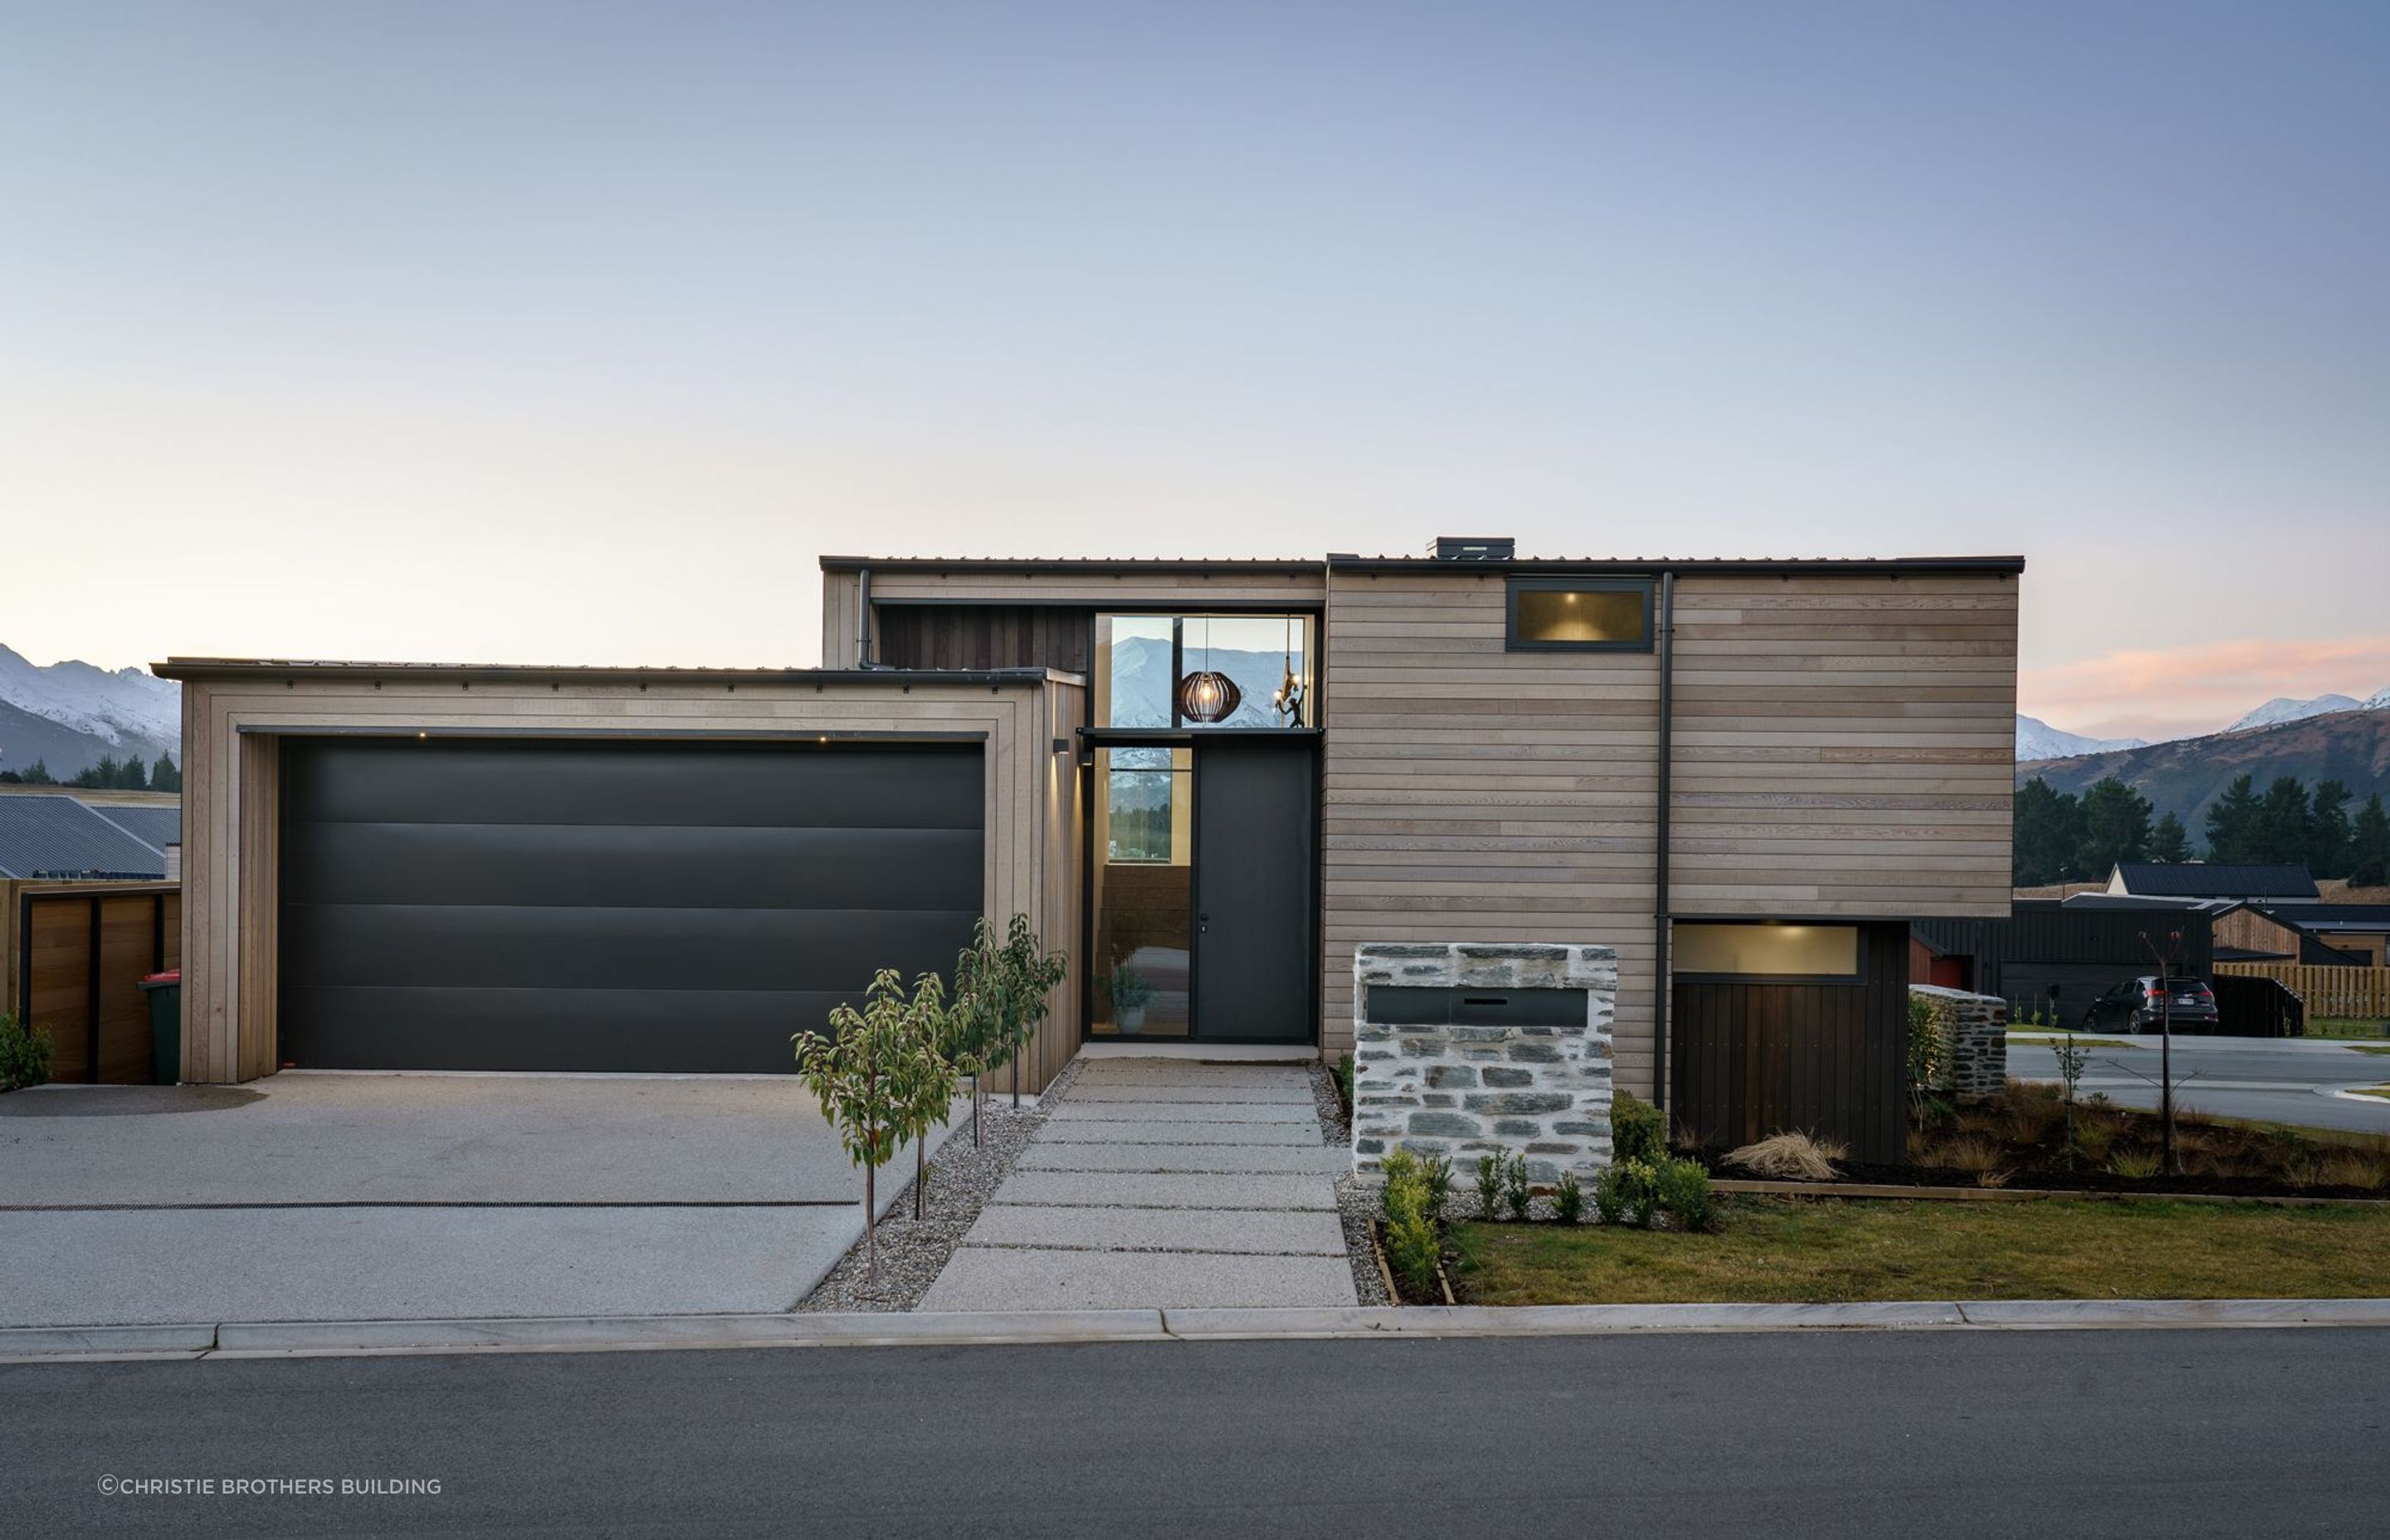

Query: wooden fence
[4,880,181,1084]
[2213,962,2390,1020]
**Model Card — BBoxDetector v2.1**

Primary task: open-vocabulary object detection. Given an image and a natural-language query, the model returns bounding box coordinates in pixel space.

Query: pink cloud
[2021,635,2390,743]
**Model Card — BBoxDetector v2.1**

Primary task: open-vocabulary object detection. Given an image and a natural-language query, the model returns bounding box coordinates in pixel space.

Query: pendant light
[1174,617,1241,724]
[1270,616,1305,728]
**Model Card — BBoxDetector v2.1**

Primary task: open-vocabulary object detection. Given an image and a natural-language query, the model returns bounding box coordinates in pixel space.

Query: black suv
[2082,976,2219,1031]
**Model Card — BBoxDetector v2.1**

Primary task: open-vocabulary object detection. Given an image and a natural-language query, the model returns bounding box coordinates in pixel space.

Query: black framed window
[1505,578,1653,651]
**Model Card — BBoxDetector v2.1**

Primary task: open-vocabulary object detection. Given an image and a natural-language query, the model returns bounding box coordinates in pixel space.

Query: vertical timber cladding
[1669,921,1913,1166]
[277,738,985,1074]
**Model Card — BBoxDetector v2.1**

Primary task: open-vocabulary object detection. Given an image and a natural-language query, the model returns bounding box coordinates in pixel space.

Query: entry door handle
[1198,913,1210,933]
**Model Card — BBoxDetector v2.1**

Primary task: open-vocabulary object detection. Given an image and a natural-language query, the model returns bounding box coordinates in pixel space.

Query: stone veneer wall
[1908,984,2007,1104]
[1352,943,1617,1184]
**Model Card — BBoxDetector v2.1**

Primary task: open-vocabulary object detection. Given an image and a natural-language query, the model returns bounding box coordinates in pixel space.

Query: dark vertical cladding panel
[876,606,1091,674]
[1671,921,1909,1165]
[279,739,985,1074]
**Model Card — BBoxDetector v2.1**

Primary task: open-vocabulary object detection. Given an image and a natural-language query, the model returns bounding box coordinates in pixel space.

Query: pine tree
[2204,775,2262,862]
[118,755,148,791]
[2012,777,2086,886]
[150,753,182,792]
[2149,811,2192,863]
[2351,795,2390,888]
[2075,777,2153,878]
[22,759,55,786]
[2308,779,2353,879]
[2255,777,2313,865]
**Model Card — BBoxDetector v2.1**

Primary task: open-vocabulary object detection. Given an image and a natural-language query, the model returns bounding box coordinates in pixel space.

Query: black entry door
[278,738,983,1073]
[1191,740,1316,1042]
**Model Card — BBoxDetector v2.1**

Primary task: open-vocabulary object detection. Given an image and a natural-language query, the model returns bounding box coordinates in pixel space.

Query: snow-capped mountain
[0,644,179,748]
[2015,715,2148,762]
[2224,693,2370,733]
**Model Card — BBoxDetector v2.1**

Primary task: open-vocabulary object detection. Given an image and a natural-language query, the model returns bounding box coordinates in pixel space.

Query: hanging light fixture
[1270,615,1305,728]
[1175,616,1241,724]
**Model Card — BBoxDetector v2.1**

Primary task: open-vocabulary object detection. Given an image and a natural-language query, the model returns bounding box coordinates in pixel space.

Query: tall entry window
[1091,747,1193,1037]
[1093,614,1316,729]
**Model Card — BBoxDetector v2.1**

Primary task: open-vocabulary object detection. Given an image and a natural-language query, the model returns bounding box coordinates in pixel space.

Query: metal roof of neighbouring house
[0,797,169,880]
[2110,863,2320,901]
[86,803,180,850]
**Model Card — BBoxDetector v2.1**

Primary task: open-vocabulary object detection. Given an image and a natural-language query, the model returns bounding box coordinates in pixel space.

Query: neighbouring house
[0,787,182,880]
[158,540,2022,1164]
[2106,860,2320,904]
[1916,899,2219,1023]
[2205,900,2390,969]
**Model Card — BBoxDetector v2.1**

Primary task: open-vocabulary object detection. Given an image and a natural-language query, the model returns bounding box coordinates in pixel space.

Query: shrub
[1417,1153,1454,1220]
[1379,1147,1421,1219]
[1921,1135,2007,1176]
[1595,1159,1660,1226]
[2318,1151,2390,1192]
[1905,993,1947,1122]
[1475,1153,1503,1218]
[0,1013,53,1092]
[1723,1131,1845,1182]
[1334,1052,1355,1118]
[1551,1170,1584,1224]
[1383,1205,1441,1296]
[1653,1157,1716,1231]
[1501,1151,1533,1221]
[1611,1089,1666,1165]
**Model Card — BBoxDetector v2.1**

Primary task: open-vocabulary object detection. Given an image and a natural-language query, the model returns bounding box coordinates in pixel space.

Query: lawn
[2006,1032,2139,1050]
[2349,1045,2390,1058]
[1448,1196,2390,1306]
[2309,1017,2390,1040]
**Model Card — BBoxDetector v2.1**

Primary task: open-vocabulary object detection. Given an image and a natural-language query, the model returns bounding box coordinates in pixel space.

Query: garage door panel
[278,738,988,1072]
[284,904,978,992]
[283,740,983,830]
[282,987,875,1074]
[280,822,983,910]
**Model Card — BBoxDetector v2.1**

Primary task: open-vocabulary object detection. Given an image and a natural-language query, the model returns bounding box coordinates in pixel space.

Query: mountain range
[0,644,180,779]
[2019,709,2390,831]
[2018,686,2390,762]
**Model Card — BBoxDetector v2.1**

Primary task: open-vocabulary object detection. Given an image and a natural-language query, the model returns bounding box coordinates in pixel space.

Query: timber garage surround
[159,541,2020,1166]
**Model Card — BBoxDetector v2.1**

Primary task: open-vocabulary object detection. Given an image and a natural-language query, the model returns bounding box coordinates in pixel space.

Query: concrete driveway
[2007,1033,2390,1135]
[0,1073,946,1328]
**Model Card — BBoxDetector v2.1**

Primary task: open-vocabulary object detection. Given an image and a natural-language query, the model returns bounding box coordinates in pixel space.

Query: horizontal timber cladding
[1667,574,2017,919]
[1670,920,1912,1166]
[276,739,983,1074]
[1318,568,2021,1091]
[162,669,1085,1087]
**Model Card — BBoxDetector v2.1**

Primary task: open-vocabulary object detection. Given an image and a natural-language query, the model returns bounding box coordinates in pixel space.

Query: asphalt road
[2007,1033,2390,1134]
[7,1329,2388,1538]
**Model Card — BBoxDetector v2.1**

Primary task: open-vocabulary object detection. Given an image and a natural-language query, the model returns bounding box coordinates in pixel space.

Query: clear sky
[6,1,2384,742]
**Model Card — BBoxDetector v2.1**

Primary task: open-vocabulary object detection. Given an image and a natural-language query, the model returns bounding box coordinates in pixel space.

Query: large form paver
[919,1056,1358,1310]
[1014,1143,1348,1174]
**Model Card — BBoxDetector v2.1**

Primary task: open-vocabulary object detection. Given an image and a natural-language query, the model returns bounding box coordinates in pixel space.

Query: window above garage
[1505,578,1653,652]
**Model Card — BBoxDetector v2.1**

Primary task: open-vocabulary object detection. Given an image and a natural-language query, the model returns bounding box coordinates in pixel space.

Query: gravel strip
[1306,1056,1352,1147]
[1334,1176,1393,1308]
[796,1061,1084,1313]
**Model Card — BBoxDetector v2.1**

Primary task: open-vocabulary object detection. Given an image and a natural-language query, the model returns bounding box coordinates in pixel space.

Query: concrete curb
[7,1298,2390,1363]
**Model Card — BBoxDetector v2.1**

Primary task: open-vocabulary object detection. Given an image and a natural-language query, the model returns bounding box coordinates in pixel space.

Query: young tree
[2351,794,2390,888]
[2308,779,2353,880]
[793,968,944,1290]
[2012,777,2085,886]
[994,913,1069,1109]
[900,972,960,1221]
[2203,774,2262,862]
[949,921,1010,1147]
[150,753,182,792]
[2075,776,2153,878]
[2149,811,2192,864]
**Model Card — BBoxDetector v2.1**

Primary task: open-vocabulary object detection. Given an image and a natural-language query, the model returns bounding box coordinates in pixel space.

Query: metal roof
[2110,863,2319,900]
[0,797,168,880]
[818,553,2027,577]
[87,803,180,850]
[151,660,1076,686]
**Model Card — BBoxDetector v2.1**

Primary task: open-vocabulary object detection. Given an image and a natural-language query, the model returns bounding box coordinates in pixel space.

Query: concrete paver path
[918,1057,1358,1311]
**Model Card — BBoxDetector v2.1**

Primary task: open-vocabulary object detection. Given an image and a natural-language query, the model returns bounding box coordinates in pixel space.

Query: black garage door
[278,738,983,1073]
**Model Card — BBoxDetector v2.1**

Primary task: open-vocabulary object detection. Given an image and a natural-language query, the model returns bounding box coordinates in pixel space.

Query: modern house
[158,540,2021,1162]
